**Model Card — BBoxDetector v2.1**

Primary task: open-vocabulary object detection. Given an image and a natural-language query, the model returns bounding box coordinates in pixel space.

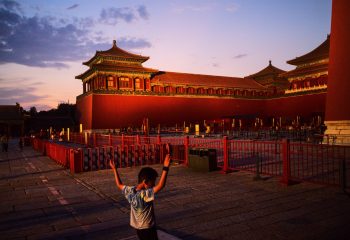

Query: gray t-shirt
[122,186,156,229]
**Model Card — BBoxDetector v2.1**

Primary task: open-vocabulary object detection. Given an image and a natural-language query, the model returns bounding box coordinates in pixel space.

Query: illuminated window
[119,77,130,88]
[176,87,182,93]
[135,78,141,89]
[108,76,114,87]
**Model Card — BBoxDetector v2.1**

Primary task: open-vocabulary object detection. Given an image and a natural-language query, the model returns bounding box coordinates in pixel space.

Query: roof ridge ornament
[113,40,117,47]
[269,60,272,66]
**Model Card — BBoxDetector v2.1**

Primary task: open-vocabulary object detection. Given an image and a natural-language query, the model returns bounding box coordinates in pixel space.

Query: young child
[109,144,172,240]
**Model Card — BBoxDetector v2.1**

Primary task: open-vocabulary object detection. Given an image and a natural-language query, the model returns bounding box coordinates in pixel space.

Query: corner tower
[76,40,158,94]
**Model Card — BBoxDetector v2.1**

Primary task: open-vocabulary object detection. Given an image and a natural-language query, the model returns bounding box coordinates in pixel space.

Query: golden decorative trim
[288,71,328,82]
[284,84,327,94]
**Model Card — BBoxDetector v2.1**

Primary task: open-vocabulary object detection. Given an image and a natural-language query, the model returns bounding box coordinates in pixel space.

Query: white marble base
[324,120,350,145]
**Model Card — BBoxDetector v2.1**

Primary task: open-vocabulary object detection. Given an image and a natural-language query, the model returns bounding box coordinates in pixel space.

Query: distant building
[245,60,288,92]
[76,37,329,131]
[282,36,329,95]
[0,104,25,136]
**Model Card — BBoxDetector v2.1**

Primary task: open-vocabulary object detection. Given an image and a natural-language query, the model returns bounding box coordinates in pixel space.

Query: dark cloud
[212,63,219,67]
[233,54,248,59]
[0,1,152,68]
[118,37,152,49]
[0,86,50,105]
[100,7,136,25]
[31,103,52,111]
[137,5,149,20]
[99,5,149,25]
[0,0,21,12]
[30,81,44,86]
[0,77,33,85]
[67,4,79,10]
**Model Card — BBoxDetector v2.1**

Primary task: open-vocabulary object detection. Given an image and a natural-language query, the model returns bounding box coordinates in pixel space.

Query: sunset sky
[0,0,331,110]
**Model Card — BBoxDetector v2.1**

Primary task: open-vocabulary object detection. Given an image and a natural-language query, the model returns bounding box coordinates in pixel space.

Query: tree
[29,106,38,116]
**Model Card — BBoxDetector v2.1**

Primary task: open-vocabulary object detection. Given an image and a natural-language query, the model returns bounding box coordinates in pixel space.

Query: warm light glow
[0,1,331,110]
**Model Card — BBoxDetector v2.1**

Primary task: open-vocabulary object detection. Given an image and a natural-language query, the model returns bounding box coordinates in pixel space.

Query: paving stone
[1,145,350,239]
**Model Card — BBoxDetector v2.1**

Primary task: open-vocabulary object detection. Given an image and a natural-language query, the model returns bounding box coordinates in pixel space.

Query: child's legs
[136,226,158,240]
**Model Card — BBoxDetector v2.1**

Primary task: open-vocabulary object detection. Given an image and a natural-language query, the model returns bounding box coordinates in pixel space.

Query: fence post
[93,133,97,147]
[222,136,229,173]
[69,148,83,173]
[280,138,292,185]
[136,135,140,145]
[253,141,262,180]
[340,158,347,193]
[109,134,112,146]
[184,136,189,166]
[84,132,88,145]
[121,134,124,149]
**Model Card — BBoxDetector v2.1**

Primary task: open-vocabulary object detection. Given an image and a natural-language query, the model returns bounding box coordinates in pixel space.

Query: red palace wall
[76,92,327,129]
[76,94,93,130]
[264,93,327,119]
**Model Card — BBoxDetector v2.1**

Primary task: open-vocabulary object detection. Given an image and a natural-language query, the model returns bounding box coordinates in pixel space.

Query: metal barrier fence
[81,144,166,171]
[70,133,85,145]
[33,135,350,190]
[189,138,223,167]
[228,140,282,176]
[32,138,46,153]
[32,139,71,168]
[32,138,170,173]
[45,142,71,168]
[289,142,350,186]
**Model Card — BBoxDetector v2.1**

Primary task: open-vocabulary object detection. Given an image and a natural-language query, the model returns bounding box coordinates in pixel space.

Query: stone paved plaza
[1,140,350,239]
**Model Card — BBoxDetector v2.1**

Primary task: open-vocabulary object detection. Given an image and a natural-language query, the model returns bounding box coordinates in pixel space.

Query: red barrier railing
[70,132,85,145]
[228,140,282,176]
[36,133,350,189]
[32,139,71,168]
[45,142,71,168]
[32,138,46,153]
[79,143,168,171]
[288,142,350,186]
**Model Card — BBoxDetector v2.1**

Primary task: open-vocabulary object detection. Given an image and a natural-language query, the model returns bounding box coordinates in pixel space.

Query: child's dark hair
[138,167,158,184]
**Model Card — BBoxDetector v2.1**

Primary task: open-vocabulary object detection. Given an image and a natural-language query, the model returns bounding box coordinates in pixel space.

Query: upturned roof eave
[75,67,158,80]
[245,62,286,79]
[286,36,330,66]
[83,54,149,66]
[280,64,328,78]
[151,71,268,90]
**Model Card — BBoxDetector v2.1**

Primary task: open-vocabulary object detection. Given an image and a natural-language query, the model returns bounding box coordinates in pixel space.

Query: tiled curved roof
[287,36,329,66]
[280,62,328,78]
[245,61,286,78]
[75,63,157,80]
[151,71,267,90]
[83,40,149,65]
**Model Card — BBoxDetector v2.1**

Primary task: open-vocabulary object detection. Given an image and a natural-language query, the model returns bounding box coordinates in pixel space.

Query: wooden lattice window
[108,76,114,88]
[135,78,141,89]
[119,77,130,88]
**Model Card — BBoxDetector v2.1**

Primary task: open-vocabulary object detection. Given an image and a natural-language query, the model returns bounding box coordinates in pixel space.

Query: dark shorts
[136,226,158,240]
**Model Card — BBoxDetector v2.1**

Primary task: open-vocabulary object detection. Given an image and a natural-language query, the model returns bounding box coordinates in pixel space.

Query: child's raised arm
[154,144,171,193]
[109,160,125,190]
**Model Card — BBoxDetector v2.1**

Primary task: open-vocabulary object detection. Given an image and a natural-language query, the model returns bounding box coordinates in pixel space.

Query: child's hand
[163,155,171,167]
[164,144,171,167]
[109,159,116,170]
